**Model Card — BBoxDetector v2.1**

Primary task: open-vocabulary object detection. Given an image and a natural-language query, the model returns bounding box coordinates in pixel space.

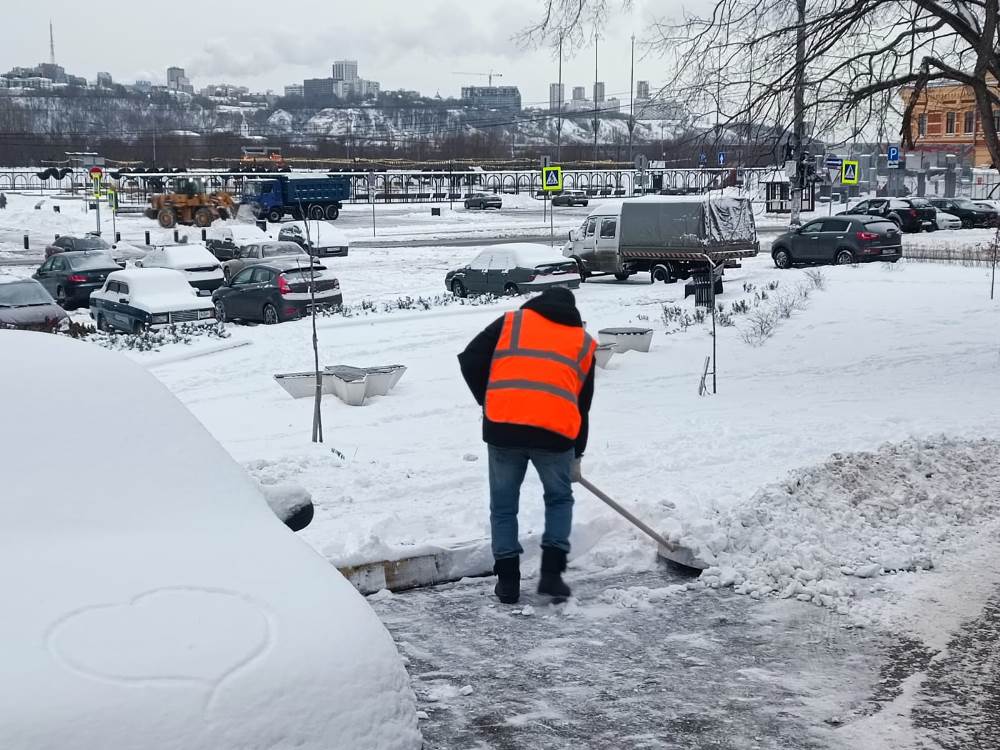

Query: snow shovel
[577,476,709,573]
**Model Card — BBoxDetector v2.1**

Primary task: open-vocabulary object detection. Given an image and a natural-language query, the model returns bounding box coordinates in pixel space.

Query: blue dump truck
[242,175,352,222]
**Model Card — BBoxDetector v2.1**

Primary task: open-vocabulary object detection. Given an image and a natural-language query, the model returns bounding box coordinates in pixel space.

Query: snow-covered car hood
[0,332,421,750]
[0,303,67,328]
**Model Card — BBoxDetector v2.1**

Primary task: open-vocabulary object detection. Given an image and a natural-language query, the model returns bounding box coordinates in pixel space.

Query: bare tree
[524,0,1000,170]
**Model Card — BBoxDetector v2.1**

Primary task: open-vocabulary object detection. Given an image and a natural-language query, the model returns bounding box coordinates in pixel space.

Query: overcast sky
[0,0,686,105]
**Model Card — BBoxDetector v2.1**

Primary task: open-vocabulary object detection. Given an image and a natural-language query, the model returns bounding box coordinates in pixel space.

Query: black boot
[537,547,571,601]
[493,556,520,604]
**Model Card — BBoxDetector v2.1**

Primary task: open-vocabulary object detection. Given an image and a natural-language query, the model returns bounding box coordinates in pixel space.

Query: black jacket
[458,289,595,457]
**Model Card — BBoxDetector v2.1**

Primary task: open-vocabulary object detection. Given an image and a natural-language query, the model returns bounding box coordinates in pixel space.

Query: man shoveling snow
[459,287,596,605]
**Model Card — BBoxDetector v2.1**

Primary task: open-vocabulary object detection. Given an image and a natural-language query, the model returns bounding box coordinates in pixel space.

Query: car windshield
[262,242,305,258]
[0,281,52,307]
[76,238,110,251]
[243,181,262,197]
[68,252,118,270]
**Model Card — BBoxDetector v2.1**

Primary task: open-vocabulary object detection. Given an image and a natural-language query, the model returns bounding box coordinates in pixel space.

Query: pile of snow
[668,437,1000,611]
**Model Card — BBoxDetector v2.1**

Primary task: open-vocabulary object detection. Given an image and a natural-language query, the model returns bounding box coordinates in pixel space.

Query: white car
[90,268,217,333]
[936,211,962,230]
[277,221,350,258]
[137,243,224,294]
[446,243,582,297]
[0,332,421,750]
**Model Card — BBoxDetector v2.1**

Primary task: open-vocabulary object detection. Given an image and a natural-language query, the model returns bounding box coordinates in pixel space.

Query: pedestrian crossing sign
[542,165,563,192]
[841,160,859,185]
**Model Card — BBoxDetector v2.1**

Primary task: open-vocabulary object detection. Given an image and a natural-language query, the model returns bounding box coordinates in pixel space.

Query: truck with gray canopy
[562,195,759,283]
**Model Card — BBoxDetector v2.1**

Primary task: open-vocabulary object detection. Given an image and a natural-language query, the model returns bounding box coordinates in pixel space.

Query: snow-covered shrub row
[66,321,231,352]
[667,437,1000,612]
[317,293,505,319]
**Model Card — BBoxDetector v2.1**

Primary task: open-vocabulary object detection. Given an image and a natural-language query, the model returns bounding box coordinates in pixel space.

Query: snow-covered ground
[49,242,990,614]
[5,190,999,620]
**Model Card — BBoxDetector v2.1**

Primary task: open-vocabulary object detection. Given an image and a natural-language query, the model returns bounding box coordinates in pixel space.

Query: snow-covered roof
[106,268,194,295]
[155,244,218,266]
[498,243,568,266]
[279,221,348,247]
[0,331,421,749]
[206,223,267,242]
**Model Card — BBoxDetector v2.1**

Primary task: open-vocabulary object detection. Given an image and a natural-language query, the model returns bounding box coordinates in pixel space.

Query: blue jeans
[488,445,575,560]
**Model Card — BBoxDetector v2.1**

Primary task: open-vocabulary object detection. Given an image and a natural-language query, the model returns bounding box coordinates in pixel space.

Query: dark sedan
[446,245,581,297]
[212,259,342,324]
[771,215,902,268]
[464,192,502,210]
[840,198,935,232]
[927,198,999,228]
[0,276,68,331]
[33,252,122,309]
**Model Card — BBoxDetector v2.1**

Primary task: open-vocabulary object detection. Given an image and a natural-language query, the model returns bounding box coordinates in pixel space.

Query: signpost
[887,146,900,169]
[89,166,103,236]
[841,160,859,185]
[634,154,647,195]
[542,165,562,246]
[367,172,376,237]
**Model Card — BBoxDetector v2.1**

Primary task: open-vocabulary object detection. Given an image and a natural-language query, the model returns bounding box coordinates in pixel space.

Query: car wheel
[215,300,227,323]
[614,271,631,281]
[193,207,214,228]
[961,218,973,229]
[463,201,470,209]
[131,319,145,334]
[325,205,340,220]
[451,279,467,298]
[308,204,325,220]
[96,314,111,333]
[835,249,855,265]
[55,286,68,307]
[573,257,590,281]
[503,283,519,296]
[772,247,793,269]
[651,263,676,283]
[267,209,283,223]
[263,303,280,325]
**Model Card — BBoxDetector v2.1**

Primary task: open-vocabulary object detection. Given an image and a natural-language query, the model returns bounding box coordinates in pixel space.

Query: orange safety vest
[485,309,597,440]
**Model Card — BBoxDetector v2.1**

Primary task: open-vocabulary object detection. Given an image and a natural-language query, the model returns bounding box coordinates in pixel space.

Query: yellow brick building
[901,82,999,167]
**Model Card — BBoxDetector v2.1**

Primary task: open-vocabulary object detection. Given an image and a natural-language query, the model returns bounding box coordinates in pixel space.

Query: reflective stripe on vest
[484,309,596,439]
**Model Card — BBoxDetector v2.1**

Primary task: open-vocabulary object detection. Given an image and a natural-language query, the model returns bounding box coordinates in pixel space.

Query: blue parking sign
[888,146,899,162]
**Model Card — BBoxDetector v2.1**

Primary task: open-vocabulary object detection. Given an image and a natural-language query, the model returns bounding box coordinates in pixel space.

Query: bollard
[201,229,207,241]
[173,230,180,243]
[256,219,267,232]
[144,230,150,245]
[53,205,60,214]
[23,234,28,250]
[115,232,121,243]
[431,207,441,216]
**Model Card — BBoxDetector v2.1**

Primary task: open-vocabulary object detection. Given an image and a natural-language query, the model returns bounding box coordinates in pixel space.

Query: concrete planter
[594,343,616,369]
[598,327,654,354]
[273,372,322,399]
[324,364,408,406]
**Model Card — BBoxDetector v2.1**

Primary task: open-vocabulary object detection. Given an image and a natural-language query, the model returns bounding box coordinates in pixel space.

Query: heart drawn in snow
[47,587,272,688]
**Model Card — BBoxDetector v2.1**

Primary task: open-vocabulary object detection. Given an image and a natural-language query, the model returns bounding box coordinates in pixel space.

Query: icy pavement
[372,568,1000,749]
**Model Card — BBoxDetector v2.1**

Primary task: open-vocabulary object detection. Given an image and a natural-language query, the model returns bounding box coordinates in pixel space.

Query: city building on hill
[548,83,564,112]
[461,86,522,111]
[284,84,304,98]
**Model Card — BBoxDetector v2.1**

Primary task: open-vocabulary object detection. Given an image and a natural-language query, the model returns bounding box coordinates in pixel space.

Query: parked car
[89,268,216,333]
[771,215,902,268]
[464,192,502,210]
[212,258,342,324]
[0,331,421,750]
[446,244,581,297]
[137,243,224,293]
[928,197,999,228]
[33,251,122,308]
[0,275,68,331]
[277,221,350,258]
[840,198,935,232]
[44,234,145,264]
[552,190,590,207]
[204,223,269,261]
[222,241,310,281]
[935,211,963,231]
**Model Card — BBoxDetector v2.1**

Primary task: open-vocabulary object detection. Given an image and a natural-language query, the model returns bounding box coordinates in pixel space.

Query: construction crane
[452,70,504,87]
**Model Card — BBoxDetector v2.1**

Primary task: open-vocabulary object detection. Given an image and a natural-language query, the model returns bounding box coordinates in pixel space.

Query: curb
[336,535,543,595]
